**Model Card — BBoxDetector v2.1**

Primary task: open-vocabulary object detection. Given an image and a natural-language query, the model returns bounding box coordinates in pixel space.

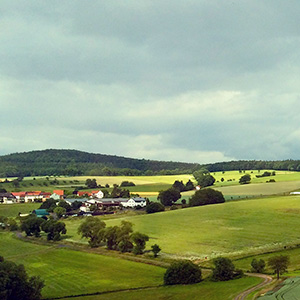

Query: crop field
[0,232,165,299]
[64,276,262,300]
[63,195,300,259]
[259,277,300,299]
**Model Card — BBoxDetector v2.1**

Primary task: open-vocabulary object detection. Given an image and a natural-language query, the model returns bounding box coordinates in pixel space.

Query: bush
[120,181,135,187]
[189,188,225,207]
[251,258,265,273]
[164,260,202,285]
[145,202,165,214]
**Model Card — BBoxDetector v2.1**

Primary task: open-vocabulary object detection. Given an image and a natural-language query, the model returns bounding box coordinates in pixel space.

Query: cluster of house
[0,189,147,211]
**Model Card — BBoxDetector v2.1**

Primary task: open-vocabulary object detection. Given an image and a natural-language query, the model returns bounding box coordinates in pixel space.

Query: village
[0,189,147,217]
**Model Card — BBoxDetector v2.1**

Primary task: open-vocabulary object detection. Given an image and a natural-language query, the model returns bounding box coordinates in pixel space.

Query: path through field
[234,273,273,300]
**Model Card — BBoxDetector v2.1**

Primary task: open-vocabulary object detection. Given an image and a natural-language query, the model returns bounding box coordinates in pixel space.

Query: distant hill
[0,149,200,177]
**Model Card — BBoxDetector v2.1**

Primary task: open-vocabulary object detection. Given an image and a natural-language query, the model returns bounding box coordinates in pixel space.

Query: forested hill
[0,149,200,177]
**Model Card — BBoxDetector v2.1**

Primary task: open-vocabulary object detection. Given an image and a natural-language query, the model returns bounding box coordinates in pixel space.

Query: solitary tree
[251,258,266,273]
[239,174,251,184]
[189,188,225,207]
[158,188,181,206]
[151,244,161,258]
[164,260,202,285]
[212,257,235,281]
[193,170,215,187]
[20,216,45,237]
[41,219,67,241]
[268,255,289,279]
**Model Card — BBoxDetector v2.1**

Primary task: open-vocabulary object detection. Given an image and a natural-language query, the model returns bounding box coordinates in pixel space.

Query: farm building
[0,193,17,204]
[120,197,147,208]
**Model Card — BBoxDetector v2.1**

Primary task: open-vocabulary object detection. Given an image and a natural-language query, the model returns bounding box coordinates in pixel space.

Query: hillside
[0,149,199,177]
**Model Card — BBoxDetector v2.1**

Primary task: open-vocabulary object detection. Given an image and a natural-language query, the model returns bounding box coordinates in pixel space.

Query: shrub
[189,188,225,207]
[145,202,165,214]
[212,257,235,281]
[164,260,202,285]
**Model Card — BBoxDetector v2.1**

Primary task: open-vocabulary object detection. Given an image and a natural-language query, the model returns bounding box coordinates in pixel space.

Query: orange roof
[77,191,91,197]
[12,192,26,197]
[53,190,64,196]
[26,191,42,196]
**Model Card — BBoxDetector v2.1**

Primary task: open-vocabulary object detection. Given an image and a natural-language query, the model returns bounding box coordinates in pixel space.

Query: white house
[91,190,104,199]
[120,197,147,208]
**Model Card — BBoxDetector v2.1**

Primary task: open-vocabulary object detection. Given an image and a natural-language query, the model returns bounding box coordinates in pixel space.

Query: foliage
[189,188,225,207]
[21,216,45,237]
[164,260,202,285]
[212,257,235,281]
[39,198,57,212]
[239,174,251,184]
[151,244,161,258]
[85,178,98,188]
[131,232,149,255]
[145,202,165,214]
[268,255,289,279]
[120,181,135,187]
[111,184,130,198]
[158,188,181,206]
[53,206,66,219]
[251,258,266,273]
[58,200,72,212]
[78,217,106,247]
[193,171,216,187]
[41,219,67,241]
[0,217,18,231]
[0,255,44,300]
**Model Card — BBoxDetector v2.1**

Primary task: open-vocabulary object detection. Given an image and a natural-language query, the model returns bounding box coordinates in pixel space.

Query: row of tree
[77,218,159,256]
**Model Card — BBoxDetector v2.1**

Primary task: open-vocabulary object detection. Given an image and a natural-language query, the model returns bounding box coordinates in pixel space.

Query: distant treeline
[204,160,300,172]
[0,149,299,178]
[0,149,199,177]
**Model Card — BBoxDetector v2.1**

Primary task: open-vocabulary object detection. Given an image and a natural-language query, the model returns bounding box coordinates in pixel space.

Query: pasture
[63,276,262,300]
[64,195,300,259]
[0,202,40,217]
[0,232,165,299]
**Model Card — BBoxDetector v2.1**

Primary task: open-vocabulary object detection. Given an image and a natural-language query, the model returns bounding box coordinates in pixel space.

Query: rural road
[234,273,273,300]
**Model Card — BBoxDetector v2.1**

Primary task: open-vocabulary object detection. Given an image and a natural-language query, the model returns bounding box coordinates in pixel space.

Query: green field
[63,195,300,259]
[0,202,40,217]
[0,232,165,299]
[64,276,262,300]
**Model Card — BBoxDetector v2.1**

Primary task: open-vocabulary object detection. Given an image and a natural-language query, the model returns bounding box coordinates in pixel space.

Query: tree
[20,216,45,237]
[172,180,186,192]
[41,219,67,241]
[164,260,202,285]
[78,217,106,247]
[0,256,44,300]
[239,174,251,184]
[39,198,57,212]
[189,188,225,207]
[212,257,235,281]
[53,206,66,219]
[104,226,119,250]
[85,178,98,189]
[251,258,266,273]
[151,244,161,258]
[193,170,215,187]
[158,188,181,206]
[111,184,130,198]
[185,179,195,191]
[145,202,165,214]
[268,255,289,279]
[58,200,72,212]
[116,220,134,253]
[131,232,149,255]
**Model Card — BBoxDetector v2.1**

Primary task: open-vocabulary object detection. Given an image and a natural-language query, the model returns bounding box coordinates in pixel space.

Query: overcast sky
[1,1,300,163]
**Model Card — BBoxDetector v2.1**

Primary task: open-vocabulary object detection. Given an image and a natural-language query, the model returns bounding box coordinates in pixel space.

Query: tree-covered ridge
[0,149,199,177]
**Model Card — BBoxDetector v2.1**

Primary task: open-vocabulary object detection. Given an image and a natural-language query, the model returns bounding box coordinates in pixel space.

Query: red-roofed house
[12,192,26,202]
[24,191,43,202]
[51,190,65,200]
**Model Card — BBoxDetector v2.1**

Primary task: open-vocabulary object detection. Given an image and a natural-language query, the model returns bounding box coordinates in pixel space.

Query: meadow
[62,276,262,300]
[0,232,165,299]
[64,195,300,260]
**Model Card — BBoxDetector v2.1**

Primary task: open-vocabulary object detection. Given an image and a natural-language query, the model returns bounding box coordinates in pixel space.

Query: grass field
[0,232,165,299]
[63,195,300,259]
[0,202,40,217]
[62,276,262,300]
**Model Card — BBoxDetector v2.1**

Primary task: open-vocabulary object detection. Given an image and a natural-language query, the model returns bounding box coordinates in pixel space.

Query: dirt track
[234,273,273,300]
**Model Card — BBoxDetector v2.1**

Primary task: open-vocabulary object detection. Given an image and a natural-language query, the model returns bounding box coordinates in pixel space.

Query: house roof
[53,190,64,196]
[77,191,91,196]
[32,209,49,216]
[12,192,26,197]
[131,197,146,202]
[26,191,42,196]
[0,193,16,199]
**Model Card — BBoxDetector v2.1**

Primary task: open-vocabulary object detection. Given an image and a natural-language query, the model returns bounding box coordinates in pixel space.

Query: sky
[1,1,300,164]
